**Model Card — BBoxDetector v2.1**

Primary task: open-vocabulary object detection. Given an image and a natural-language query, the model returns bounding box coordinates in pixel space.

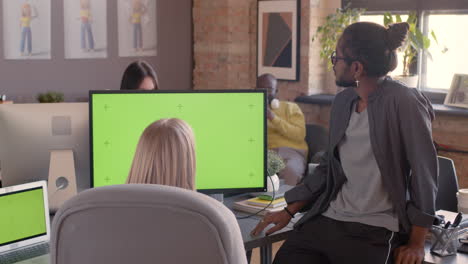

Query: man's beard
[335,79,357,88]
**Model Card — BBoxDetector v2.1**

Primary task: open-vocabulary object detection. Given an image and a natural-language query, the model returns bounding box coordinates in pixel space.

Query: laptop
[0,181,51,264]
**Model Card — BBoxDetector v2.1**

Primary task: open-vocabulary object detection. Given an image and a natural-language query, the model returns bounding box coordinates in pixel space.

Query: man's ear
[352,61,365,78]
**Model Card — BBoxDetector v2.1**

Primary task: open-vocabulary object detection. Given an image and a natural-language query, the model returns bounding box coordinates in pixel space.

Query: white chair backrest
[51,184,247,264]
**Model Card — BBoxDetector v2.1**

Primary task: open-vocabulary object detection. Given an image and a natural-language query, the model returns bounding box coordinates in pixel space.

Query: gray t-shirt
[323,103,399,232]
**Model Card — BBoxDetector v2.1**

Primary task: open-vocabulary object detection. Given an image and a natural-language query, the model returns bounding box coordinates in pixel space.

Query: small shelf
[295,94,334,105]
[432,104,468,117]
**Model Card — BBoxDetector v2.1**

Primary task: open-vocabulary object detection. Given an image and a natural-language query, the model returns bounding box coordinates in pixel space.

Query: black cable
[438,148,468,154]
[434,141,468,155]
[236,175,276,219]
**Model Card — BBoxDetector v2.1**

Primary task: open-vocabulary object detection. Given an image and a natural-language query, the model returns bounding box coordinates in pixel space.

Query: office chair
[51,184,247,264]
[304,124,328,178]
[436,156,459,212]
[305,124,328,163]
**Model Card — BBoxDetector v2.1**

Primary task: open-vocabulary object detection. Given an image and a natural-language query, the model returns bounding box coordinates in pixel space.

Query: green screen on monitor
[0,188,47,246]
[90,90,266,193]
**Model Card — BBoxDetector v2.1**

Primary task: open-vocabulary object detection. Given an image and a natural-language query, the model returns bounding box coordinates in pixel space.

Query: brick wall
[193,0,340,99]
[433,114,468,188]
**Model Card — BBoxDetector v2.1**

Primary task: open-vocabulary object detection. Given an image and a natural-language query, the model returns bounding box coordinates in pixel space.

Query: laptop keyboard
[0,243,49,264]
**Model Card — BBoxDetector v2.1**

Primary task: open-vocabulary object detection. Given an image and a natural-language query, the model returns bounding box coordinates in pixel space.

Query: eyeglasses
[330,51,353,65]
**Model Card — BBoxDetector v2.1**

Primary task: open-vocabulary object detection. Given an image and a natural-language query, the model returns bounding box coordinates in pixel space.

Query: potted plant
[267,150,285,192]
[312,4,366,70]
[37,91,64,103]
[383,12,446,87]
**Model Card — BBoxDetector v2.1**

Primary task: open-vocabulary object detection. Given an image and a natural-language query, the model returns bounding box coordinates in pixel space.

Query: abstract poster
[258,1,299,81]
[64,0,108,59]
[3,0,51,60]
[117,0,157,57]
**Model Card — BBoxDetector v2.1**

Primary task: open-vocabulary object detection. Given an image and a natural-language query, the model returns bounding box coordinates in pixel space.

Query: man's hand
[251,201,307,236]
[394,244,425,264]
[394,225,427,264]
[251,210,291,236]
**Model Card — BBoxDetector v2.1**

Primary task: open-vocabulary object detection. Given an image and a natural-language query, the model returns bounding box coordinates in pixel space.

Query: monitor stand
[209,193,224,203]
[47,150,77,213]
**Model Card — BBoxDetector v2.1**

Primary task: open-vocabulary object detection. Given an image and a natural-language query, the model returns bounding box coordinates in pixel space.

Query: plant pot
[267,174,280,192]
[392,75,418,88]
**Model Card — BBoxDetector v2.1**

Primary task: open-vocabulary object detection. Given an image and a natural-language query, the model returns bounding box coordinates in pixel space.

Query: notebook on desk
[0,181,51,264]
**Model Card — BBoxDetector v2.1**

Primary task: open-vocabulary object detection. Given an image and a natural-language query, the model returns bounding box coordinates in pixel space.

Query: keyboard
[0,243,49,264]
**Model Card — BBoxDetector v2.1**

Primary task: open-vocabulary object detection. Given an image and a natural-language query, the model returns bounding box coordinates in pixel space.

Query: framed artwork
[444,74,468,109]
[64,0,108,59]
[3,0,51,60]
[257,0,300,81]
[117,0,157,57]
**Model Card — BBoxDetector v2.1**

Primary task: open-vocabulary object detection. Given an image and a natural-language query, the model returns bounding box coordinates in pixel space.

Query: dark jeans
[273,215,404,264]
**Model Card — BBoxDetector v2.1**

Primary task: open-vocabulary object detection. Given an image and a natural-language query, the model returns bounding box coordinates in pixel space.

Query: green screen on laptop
[90,90,266,193]
[0,188,46,246]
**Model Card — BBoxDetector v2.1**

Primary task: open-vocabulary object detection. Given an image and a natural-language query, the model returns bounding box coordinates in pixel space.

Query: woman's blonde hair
[126,118,196,190]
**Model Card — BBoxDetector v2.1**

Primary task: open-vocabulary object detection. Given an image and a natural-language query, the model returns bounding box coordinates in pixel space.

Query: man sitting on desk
[252,22,438,264]
[257,73,308,185]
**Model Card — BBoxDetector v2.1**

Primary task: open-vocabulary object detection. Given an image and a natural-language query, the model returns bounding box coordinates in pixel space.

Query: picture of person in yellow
[79,0,95,52]
[19,2,36,56]
[130,0,147,52]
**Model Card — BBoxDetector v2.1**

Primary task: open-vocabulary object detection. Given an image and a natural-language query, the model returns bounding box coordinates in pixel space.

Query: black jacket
[285,77,438,235]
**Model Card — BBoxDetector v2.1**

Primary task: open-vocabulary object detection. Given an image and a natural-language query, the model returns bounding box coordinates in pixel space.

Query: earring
[355,79,360,88]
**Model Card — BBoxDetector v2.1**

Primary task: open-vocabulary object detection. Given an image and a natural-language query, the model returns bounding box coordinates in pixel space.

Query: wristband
[284,207,295,218]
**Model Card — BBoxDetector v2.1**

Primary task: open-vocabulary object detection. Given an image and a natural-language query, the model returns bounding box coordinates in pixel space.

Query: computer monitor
[0,181,50,254]
[0,103,90,191]
[90,90,266,194]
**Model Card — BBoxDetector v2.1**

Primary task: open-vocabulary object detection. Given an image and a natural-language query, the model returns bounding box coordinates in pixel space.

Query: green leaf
[413,29,426,49]
[408,32,417,48]
[423,38,430,50]
[407,11,417,24]
[430,30,439,45]
[383,12,392,26]
[396,14,402,23]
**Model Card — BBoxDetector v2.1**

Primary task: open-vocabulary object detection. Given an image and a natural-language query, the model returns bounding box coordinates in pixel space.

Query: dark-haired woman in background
[252,22,437,264]
[120,60,159,90]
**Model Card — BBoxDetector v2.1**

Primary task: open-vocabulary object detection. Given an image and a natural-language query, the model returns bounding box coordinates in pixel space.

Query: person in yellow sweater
[257,74,308,185]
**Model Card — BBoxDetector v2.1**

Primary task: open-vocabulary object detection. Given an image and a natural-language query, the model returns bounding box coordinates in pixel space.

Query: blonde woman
[126,118,196,190]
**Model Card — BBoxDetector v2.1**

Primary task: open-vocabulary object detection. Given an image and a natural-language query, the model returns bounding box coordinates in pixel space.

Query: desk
[424,243,468,264]
[17,198,468,264]
[226,193,468,264]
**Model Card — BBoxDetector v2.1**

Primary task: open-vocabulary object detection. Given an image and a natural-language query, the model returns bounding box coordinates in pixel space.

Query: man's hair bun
[386,22,409,51]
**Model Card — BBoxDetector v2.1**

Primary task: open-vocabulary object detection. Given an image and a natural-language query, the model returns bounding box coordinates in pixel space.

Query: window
[359,12,468,92]
[422,12,468,91]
